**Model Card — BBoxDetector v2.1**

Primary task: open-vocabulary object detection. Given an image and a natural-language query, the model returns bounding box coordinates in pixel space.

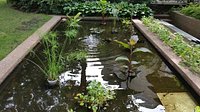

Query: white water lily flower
[129,35,139,46]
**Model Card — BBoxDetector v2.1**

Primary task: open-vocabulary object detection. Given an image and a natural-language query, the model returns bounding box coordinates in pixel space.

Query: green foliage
[142,16,200,74]
[121,19,132,28]
[10,0,153,13]
[180,3,200,20]
[65,12,81,42]
[64,2,153,18]
[100,0,108,15]
[114,40,130,49]
[114,36,151,76]
[42,32,64,80]
[195,106,200,112]
[66,12,82,29]
[65,29,78,43]
[66,50,87,63]
[74,81,116,112]
[28,32,64,80]
[64,12,81,49]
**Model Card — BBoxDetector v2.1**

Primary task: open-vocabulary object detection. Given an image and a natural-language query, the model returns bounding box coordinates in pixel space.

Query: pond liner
[0,16,61,85]
[132,19,200,96]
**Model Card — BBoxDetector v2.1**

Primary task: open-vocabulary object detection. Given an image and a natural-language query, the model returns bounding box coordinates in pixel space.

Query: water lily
[129,35,139,46]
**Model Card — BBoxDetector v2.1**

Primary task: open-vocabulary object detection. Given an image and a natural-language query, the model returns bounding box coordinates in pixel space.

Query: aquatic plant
[110,6,119,33]
[121,19,132,28]
[121,18,134,33]
[66,12,81,30]
[74,80,116,112]
[99,0,108,24]
[195,106,200,112]
[142,16,200,74]
[63,12,81,50]
[28,32,64,81]
[66,50,87,64]
[64,12,81,43]
[114,35,152,77]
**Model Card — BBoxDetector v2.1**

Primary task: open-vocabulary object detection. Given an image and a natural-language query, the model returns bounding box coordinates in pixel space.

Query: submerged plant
[114,35,152,77]
[74,80,115,112]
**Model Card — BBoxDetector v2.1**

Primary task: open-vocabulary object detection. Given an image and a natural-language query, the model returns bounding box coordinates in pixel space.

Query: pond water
[0,21,197,112]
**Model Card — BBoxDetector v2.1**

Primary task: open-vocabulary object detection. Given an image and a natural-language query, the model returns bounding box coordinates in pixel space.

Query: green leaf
[133,47,152,53]
[80,102,84,106]
[115,56,129,62]
[114,40,130,49]
[195,106,200,112]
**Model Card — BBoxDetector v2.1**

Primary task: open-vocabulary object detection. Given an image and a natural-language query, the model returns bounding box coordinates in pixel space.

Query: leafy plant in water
[114,35,152,77]
[64,12,81,48]
[110,5,119,33]
[74,80,116,112]
[99,0,108,24]
[195,106,200,112]
[121,18,134,33]
[66,50,87,64]
[28,32,64,81]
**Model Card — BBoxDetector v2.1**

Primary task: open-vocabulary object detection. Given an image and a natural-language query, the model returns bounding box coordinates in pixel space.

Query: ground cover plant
[0,0,50,60]
[180,3,200,20]
[142,16,200,74]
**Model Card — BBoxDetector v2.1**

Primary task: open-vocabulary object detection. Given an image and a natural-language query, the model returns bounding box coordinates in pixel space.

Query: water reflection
[0,21,189,112]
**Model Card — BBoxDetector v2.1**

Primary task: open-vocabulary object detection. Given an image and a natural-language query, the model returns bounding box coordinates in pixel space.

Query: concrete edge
[0,16,62,85]
[132,19,200,96]
[172,11,200,23]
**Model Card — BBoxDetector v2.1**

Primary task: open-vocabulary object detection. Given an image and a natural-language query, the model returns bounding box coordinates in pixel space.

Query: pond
[0,20,198,112]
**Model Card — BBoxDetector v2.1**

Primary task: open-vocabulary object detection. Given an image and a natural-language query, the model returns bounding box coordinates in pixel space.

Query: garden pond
[0,20,199,112]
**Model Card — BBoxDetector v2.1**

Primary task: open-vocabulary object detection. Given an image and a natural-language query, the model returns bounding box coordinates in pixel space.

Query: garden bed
[133,19,200,96]
[170,11,200,39]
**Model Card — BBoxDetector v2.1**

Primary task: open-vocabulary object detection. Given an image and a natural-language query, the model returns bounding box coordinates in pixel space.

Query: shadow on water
[0,21,198,112]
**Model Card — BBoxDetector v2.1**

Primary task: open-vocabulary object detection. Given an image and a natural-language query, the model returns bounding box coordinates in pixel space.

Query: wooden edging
[170,11,200,39]
[132,19,200,96]
[0,16,61,85]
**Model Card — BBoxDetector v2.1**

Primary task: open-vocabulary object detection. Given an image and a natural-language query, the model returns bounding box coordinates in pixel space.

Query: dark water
[0,21,196,112]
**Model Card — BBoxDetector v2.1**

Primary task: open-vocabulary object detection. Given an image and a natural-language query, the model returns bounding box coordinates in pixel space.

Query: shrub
[10,0,153,18]
[180,3,200,20]
[63,2,153,18]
